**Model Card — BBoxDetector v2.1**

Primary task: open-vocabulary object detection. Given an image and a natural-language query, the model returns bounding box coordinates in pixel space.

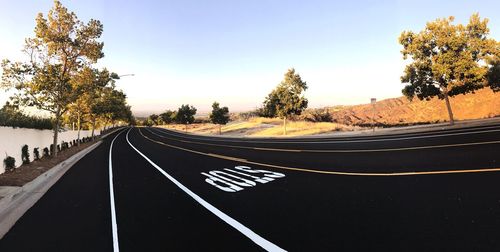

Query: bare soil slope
[328,89,500,126]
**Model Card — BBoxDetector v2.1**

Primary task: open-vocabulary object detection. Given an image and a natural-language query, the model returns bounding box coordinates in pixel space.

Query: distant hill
[325,89,500,126]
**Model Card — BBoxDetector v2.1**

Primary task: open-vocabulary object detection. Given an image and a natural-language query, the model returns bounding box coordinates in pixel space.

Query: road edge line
[108,129,126,252]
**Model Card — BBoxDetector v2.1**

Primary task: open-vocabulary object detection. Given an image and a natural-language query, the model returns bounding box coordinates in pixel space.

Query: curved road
[1,124,500,251]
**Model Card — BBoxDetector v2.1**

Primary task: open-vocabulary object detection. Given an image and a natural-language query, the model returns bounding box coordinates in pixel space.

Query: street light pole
[118,74,135,78]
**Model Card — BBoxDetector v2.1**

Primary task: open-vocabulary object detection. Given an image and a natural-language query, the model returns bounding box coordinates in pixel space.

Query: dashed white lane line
[125,128,286,252]
[109,129,126,252]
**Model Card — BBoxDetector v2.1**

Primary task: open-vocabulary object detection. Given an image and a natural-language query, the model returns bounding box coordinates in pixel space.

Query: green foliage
[148,114,162,125]
[263,68,308,119]
[92,88,133,126]
[160,110,175,124]
[43,147,50,158]
[488,59,500,92]
[61,141,69,151]
[3,156,16,172]
[399,13,499,123]
[1,1,105,157]
[21,144,30,164]
[209,102,230,125]
[175,104,197,125]
[33,147,40,160]
[0,102,52,130]
[142,118,154,127]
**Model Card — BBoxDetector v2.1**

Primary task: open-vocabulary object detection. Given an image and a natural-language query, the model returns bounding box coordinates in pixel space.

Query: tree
[160,110,175,124]
[399,14,499,125]
[209,102,230,135]
[92,88,131,129]
[148,114,161,125]
[1,1,104,156]
[263,68,308,135]
[488,59,500,92]
[175,104,197,132]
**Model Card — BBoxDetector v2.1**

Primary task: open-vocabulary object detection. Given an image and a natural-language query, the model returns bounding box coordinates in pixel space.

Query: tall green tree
[148,114,161,125]
[160,110,175,124]
[209,102,230,135]
[92,88,131,129]
[399,14,499,125]
[488,59,500,91]
[175,104,197,132]
[263,68,308,135]
[1,1,104,156]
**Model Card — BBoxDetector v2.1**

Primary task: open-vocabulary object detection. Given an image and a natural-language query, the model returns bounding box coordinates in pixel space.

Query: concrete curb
[0,141,102,240]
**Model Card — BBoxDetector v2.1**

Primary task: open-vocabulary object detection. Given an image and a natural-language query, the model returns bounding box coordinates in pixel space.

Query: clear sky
[1,0,499,116]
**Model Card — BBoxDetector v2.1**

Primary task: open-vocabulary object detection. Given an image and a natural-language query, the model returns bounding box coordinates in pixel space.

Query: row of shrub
[0,103,53,130]
[2,136,97,173]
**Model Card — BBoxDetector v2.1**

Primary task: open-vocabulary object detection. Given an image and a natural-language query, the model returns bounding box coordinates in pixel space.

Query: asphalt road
[1,124,500,251]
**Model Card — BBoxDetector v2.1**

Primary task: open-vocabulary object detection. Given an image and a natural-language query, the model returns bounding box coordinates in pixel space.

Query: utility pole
[371,98,376,132]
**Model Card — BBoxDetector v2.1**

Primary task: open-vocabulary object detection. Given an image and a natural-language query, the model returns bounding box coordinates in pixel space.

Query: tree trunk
[77,112,81,146]
[443,89,455,125]
[283,117,287,135]
[185,123,188,132]
[52,108,61,157]
[219,124,222,135]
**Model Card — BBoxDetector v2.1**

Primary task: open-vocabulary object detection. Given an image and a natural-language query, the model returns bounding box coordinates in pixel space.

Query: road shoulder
[0,141,102,239]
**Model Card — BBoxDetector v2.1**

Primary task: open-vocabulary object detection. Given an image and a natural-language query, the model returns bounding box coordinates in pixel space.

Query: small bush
[43,147,50,157]
[21,144,30,164]
[33,147,40,160]
[3,156,16,172]
[61,141,68,151]
[49,144,54,156]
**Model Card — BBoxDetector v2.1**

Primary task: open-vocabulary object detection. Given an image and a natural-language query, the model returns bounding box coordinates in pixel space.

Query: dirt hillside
[327,89,500,126]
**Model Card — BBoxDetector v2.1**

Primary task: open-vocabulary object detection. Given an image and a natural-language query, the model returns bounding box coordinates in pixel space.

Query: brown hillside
[327,89,500,126]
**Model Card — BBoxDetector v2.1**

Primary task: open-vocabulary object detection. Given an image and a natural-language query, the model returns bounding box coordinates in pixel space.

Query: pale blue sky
[1,0,499,116]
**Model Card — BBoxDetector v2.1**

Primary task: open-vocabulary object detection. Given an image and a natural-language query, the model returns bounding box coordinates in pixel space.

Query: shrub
[3,156,16,172]
[43,147,50,157]
[21,144,30,164]
[49,144,54,156]
[61,141,68,151]
[33,147,40,160]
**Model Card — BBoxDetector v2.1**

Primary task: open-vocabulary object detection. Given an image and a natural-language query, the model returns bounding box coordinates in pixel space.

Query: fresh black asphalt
[1,123,500,251]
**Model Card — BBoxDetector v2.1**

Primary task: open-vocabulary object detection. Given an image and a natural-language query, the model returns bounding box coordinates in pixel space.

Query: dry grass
[160,117,359,137]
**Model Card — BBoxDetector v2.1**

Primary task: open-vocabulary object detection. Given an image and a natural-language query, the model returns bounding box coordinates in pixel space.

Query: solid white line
[125,128,286,252]
[152,125,500,144]
[109,129,126,252]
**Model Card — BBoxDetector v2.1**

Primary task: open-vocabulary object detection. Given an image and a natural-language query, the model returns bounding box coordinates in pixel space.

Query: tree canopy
[160,110,175,124]
[1,0,104,156]
[175,104,197,130]
[262,68,308,134]
[209,102,230,134]
[399,13,500,124]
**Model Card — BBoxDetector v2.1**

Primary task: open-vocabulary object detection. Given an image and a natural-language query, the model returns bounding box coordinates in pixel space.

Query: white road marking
[125,128,286,252]
[151,125,500,144]
[109,129,126,252]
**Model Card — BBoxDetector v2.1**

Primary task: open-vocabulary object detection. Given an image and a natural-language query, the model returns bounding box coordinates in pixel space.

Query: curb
[0,140,103,240]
